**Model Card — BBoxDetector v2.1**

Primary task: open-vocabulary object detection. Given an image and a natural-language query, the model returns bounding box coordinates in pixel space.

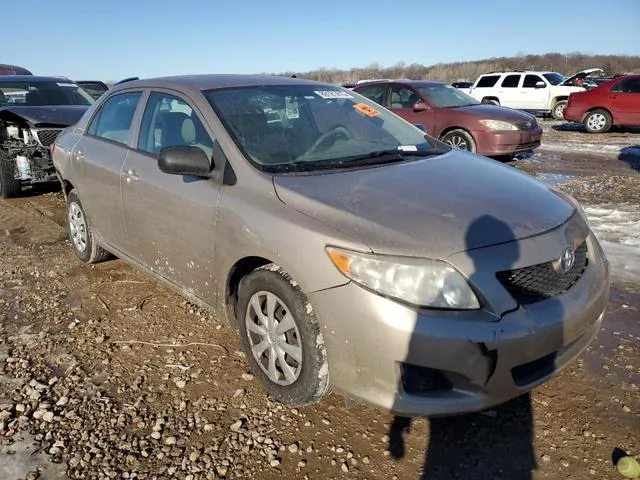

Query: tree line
[278,52,640,85]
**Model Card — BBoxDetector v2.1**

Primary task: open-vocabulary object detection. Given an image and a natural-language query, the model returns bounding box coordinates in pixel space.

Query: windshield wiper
[278,148,448,172]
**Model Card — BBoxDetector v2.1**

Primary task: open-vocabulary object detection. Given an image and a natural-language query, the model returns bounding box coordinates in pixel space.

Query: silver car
[52,75,610,416]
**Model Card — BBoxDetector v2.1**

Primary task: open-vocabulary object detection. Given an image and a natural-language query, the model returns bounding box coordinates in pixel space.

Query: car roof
[112,74,328,92]
[0,75,79,83]
[481,71,554,75]
[354,79,444,87]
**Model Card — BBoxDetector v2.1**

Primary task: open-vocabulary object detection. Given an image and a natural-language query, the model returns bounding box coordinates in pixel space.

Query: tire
[583,109,612,133]
[237,264,330,406]
[482,98,499,106]
[552,100,568,120]
[440,129,477,153]
[0,150,22,199]
[66,189,111,263]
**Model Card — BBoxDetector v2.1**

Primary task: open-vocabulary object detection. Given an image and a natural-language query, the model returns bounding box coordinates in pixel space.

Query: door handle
[124,168,139,183]
[75,150,85,160]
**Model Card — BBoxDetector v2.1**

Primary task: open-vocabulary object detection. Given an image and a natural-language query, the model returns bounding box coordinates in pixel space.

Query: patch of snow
[584,204,640,283]
[540,141,640,158]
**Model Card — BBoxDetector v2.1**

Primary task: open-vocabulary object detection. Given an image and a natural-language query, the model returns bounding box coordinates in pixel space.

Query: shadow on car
[386,214,569,479]
[619,146,640,172]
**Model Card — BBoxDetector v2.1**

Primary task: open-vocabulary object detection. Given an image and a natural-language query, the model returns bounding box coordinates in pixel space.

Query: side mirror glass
[158,146,212,177]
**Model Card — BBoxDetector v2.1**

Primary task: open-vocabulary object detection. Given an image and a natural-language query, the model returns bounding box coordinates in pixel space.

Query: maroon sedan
[354,80,542,156]
[564,74,640,133]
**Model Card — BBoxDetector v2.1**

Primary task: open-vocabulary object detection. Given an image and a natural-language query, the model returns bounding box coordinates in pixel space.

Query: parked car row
[48,74,610,416]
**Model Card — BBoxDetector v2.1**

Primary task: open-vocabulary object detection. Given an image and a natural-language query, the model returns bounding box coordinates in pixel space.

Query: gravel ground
[0,121,638,479]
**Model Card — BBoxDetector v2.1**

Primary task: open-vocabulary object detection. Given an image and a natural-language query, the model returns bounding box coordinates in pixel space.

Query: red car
[563,74,640,133]
[353,80,542,156]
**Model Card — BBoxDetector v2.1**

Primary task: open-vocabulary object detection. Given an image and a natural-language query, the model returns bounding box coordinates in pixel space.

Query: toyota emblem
[559,247,575,273]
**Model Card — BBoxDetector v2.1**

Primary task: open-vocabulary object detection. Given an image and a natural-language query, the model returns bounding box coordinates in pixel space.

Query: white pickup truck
[467,68,603,120]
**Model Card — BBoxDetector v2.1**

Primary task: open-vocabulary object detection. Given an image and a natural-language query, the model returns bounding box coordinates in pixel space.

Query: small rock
[25,471,39,480]
[216,466,228,476]
[150,431,161,440]
[95,335,105,344]
[322,418,331,425]
[382,434,390,443]
[189,451,200,462]
[15,404,26,413]
[270,459,281,467]
[56,396,68,407]
[42,411,54,422]
[297,459,307,468]
[233,389,246,398]
[622,405,631,413]
[242,373,254,381]
[230,420,243,432]
[560,458,569,467]
[165,436,177,445]
[542,454,551,462]
[383,450,391,457]
[175,380,187,389]
[362,456,370,464]
[336,447,344,454]
[341,463,349,473]
[288,443,299,454]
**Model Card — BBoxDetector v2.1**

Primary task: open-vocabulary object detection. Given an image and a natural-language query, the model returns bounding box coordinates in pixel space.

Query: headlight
[479,119,517,131]
[326,247,480,309]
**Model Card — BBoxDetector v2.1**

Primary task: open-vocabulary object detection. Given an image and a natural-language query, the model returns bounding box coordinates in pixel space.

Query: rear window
[476,75,500,88]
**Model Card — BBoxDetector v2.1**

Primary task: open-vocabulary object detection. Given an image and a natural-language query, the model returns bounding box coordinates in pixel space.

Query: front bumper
[473,125,543,156]
[311,226,609,417]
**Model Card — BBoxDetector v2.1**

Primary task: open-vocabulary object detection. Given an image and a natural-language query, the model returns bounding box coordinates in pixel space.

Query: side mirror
[535,81,546,89]
[158,146,212,177]
[413,123,427,132]
[413,102,429,112]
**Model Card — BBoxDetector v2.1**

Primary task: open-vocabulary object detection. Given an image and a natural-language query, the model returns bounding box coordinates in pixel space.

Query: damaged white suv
[468,69,603,120]
[0,76,94,198]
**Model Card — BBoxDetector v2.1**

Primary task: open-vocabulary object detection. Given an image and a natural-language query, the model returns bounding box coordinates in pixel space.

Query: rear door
[609,77,640,125]
[497,74,522,107]
[72,90,143,248]
[120,90,220,304]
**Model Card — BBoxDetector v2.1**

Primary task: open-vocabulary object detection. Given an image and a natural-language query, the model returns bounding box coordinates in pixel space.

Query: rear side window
[501,75,521,88]
[137,92,215,158]
[357,85,387,105]
[476,75,500,88]
[611,78,640,93]
[88,91,141,145]
[523,75,544,88]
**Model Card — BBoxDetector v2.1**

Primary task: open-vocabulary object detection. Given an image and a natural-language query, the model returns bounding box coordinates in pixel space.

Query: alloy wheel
[68,201,88,253]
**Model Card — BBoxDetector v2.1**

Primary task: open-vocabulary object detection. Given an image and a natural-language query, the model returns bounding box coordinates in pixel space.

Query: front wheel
[0,151,22,199]
[552,100,568,120]
[66,190,111,263]
[583,109,612,133]
[440,129,477,153]
[237,264,330,406]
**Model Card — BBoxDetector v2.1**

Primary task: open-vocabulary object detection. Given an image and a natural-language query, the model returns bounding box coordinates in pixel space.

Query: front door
[73,90,143,248]
[387,85,435,135]
[121,91,221,304]
[521,74,550,110]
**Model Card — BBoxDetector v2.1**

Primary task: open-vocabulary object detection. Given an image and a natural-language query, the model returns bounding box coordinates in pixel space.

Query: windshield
[205,85,445,172]
[0,80,94,107]
[543,73,565,85]
[416,84,480,108]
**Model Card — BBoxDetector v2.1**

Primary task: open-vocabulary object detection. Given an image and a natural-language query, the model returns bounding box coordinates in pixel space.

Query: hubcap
[555,104,566,117]
[68,201,88,253]
[587,113,607,131]
[245,291,302,386]
[445,135,469,150]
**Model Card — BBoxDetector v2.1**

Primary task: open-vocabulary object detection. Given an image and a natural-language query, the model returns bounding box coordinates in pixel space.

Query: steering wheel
[307,126,352,155]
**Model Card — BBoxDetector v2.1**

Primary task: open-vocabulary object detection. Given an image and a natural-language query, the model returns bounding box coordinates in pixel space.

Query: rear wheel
[66,189,111,263]
[440,129,477,153]
[583,109,612,133]
[552,100,568,120]
[237,264,330,406]
[0,151,22,198]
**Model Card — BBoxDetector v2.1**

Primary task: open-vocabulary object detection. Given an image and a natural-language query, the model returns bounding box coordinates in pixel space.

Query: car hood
[561,68,604,86]
[0,105,89,127]
[273,151,575,259]
[447,104,535,123]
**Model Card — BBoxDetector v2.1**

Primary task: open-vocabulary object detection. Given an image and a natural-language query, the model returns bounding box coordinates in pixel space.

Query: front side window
[137,92,214,158]
[476,75,500,88]
[388,87,420,109]
[87,91,141,145]
[501,75,521,88]
[416,84,479,108]
[0,80,94,106]
[205,85,445,172]
[523,75,545,88]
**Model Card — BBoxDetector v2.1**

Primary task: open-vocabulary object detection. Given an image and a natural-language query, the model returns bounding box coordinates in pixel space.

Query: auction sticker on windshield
[314,90,353,99]
[353,102,380,118]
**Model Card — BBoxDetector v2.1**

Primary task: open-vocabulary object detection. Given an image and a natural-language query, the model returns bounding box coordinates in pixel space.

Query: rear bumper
[311,228,609,417]
[562,104,585,123]
[473,126,543,156]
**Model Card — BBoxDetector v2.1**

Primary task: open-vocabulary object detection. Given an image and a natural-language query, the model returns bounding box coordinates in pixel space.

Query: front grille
[34,129,62,147]
[496,241,588,304]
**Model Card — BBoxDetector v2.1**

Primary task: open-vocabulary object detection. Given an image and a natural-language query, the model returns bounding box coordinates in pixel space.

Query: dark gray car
[52,74,610,416]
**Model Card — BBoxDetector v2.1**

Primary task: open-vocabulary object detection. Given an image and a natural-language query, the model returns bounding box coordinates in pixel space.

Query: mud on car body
[0,75,93,198]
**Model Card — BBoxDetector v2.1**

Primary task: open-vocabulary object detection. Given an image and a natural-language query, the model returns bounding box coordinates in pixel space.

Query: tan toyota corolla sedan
[52,75,610,416]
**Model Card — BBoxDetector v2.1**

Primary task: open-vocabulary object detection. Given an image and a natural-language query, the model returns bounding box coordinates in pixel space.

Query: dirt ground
[0,120,638,480]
